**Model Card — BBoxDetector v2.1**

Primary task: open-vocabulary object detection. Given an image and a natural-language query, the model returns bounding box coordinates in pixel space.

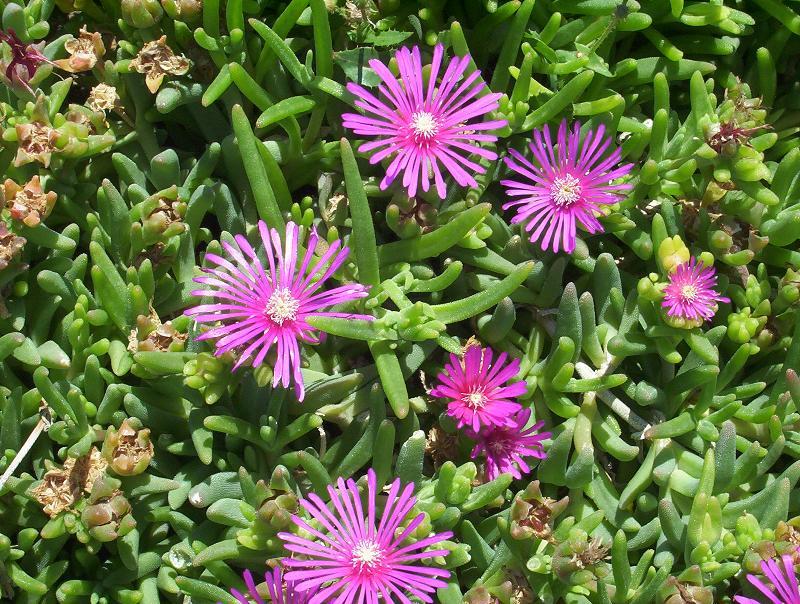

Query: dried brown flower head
[55,27,105,73]
[0,222,25,271]
[30,448,107,517]
[87,83,120,113]
[129,35,190,93]
[425,426,459,468]
[14,122,58,167]
[2,175,57,227]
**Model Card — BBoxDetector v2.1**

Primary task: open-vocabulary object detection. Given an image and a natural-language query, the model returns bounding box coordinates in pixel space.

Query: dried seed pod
[101,418,154,476]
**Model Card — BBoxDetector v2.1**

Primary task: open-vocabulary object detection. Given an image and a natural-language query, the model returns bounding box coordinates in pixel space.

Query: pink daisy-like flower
[662,257,729,322]
[501,120,633,254]
[278,468,452,604]
[469,408,550,481]
[430,345,525,433]
[226,567,314,604]
[342,44,507,199]
[185,221,371,401]
[735,554,800,604]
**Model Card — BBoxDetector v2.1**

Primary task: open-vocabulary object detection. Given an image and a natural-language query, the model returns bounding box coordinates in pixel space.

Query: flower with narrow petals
[735,553,800,604]
[501,120,633,254]
[226,567,314,604]
[184,221,370,401]
[662,257,729,325]
[342,44,506,199]
[0,29,55,92]
[430,345,525,432]
[278,468,451,604]
[470,408,550,481]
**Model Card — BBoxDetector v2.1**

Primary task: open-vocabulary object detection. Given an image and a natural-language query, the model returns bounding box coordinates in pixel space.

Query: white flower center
[462,390,488,410]
[550,174,582,207]
[681,285,698,301]
[351,539,383,570]
[265,287,300,325]
[410,111,438,139]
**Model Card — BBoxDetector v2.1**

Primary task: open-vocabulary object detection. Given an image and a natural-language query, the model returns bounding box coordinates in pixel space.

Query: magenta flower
[185,221,371,401]
[0,29,55,93]
[430,345,525,433]
[501,120,633,254]
[227,567,313,604]
[469,408,550,481]
[662,257,729,322]
[735,554,800,604]
[342,44,506,199]
[278,468,452,604]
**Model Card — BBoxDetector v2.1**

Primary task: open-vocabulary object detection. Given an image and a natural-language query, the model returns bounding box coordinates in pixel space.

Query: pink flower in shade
[735,553,800,604]
[184,221,371,401]
[430,345,525,433]
[342,44,507,199]
[278,468,452,604]
[226,567,314,604]
[0,29,55,93]
[469,408,550,481]
[662,257,729,322]
[501,120,634,254]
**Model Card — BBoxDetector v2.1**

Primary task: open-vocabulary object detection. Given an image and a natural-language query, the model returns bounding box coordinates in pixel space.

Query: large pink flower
[735,553,800,604]
[227,567,314,604]
[501,120,633,254]
[185,221,371,401]
[278,468,452,604]
[662,257,729,322]
[342,44,506,199]
[430,345,525,432]
[469,408,549,481]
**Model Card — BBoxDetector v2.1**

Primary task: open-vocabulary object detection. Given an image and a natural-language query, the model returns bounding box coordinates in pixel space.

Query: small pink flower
[227,567,314,604]
[469,408,550,481]
[662,257,729,322]
[501,120,633,254]
[0,29,55,93]
[278,468,452,604]
[185,221,371,401]
[430,345,525,433]
[735,553,800,604]
[342,44,506,199]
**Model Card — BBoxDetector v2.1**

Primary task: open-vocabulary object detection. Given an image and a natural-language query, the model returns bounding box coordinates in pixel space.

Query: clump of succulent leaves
[0,0,800,602]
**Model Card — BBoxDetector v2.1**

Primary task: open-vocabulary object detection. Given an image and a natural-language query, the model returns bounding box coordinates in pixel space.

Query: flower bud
[121,0,164,28]
[658,236,690,273]
[81,474,135,542]
[160,0,201,22]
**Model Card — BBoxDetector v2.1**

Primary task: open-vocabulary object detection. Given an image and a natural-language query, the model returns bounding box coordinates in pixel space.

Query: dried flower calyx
[81,474,136,542]
[55,28,105,73]
[86,83,120,113]
[0,222,25,271]
[30,447,108,518]
[2,176,56,227]
[128,312,186,352]
[129,36,190,93]
[510,480,569,542]
[14,121,58,168]
[101,417,154,476]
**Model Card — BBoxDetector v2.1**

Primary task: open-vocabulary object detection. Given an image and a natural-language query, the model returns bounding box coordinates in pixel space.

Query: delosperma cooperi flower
[278,468,452,604]
[430,344,525,432]
[342,44,507,199]
[501,120,633,254]
[735,553,800,604]
[185,221,370,401]
[662,257,729,323]
[226,567,314,604]
[469,408,550,481]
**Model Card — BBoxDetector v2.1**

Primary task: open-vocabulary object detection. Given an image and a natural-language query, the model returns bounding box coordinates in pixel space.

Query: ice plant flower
[735,553,800,604]
[0,29,55,92]
[129,35,190,93]
[184,221,370,401]
[501,120,633,254]
[430,345,525,432]
[342,44,506,199]
[470,408,550,481]
[662,257,729,324]
[279,468,451,603]
[226,567,313,604]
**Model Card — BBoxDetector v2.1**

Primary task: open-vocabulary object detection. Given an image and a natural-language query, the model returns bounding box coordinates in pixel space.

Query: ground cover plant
[1,0,800,602]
